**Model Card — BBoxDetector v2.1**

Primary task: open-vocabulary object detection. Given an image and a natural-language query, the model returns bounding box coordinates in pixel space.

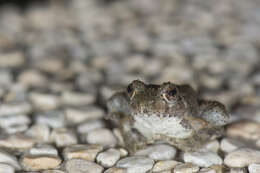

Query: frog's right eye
[127,84,135,99]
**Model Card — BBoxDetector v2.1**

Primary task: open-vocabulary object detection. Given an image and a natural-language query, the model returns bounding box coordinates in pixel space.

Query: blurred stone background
[0,0,260,172]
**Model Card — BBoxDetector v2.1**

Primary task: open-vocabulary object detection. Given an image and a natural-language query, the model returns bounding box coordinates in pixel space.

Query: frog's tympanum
[107,80,230,153]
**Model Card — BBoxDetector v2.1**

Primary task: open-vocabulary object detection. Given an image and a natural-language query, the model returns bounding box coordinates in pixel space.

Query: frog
[106,80,230,153]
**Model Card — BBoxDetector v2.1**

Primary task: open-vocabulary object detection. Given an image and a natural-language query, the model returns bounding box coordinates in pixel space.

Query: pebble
[61,91,95,106]
[0,135,35,151]
[0,52,24,68]
[116,156,154,173]
[0,101,32,116]
[97,148,121,167]
[21,154,62,171]
[77,119,105,133]
[28,144,58,156]
[229,168,247,173]
[29,92,60,111]
[63,144,103,161]
[86,128,117,147]
[104,167,127,173]
[199,168,217,173]
[174,163,200,173]
[224,148,260,167]
[135,144,177,160]
[65,158,104,173]
[0,114,30,134]
[0,149,21,170]
[65,107,104,124]
[220,138,245,153]
[42,170,65,173]
[50,128,78,147]
[0,163,15,173]
[204,140,220,153]
[183,150,223,167]
[26,124,51,143]
[226,121,260,141]
[152,160,180,172]
[18,69,48,88]
[248,163,260,173]
[36,110,66,128]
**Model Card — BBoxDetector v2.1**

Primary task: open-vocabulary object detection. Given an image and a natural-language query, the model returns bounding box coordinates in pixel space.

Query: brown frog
[107,80,230,153]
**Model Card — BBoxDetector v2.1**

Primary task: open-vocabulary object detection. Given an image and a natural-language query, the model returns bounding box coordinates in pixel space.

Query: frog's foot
[198,100,230,126]
[166,127,223,151]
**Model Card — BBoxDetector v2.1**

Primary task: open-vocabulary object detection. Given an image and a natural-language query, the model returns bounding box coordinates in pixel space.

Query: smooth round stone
[29,144,58,156]
[199,168,217,173]
[21,155,62,171]
[77,120,105,134]
[50,128,77,147]
[0,135,35,151]
[220,138,245,153]
[0,101,32,116]
[61,91,95,106]
[135,144,177,160]
[224,148,260,167]
[229,168,247,173]
[0,163,15,173]
[18,69,48,88]
[0,52,24,68]
[0,149,20,170]
[36,110,66,128]
[42,170,65,173]
[248,163,260,173]
[86,128,117,147]
[65,158,104,173]
[152,160,180,172]
[183,150,223,167]
[26,124,51,143]
[65,107,104,124]
[104,167,127,173]
[204,140,220,153]
[29,92,60,111]
[97,148,121,167]
[116,156,154,173]
[174,163,199,173]
[226,121,260,141]
[63,144,103,161]
[0,114,30,127]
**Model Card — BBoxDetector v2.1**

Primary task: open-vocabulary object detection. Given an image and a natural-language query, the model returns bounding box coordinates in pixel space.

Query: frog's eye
[127,84,135,99]
[162,88,178,103]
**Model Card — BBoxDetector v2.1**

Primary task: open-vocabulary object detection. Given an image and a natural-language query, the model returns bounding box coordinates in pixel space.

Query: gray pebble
[86,128,117,147]
[65,158,104,173]
[97,148,121,167]
[116,156,154,173]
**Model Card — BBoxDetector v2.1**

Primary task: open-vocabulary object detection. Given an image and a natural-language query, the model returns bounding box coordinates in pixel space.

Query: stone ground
[0,0,260,172]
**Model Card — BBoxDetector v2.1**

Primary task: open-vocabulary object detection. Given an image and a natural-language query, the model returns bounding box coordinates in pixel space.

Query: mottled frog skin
[107,80,230,153]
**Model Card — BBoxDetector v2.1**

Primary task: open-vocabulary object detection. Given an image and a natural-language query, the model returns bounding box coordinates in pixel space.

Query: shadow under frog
[107,80,230,153]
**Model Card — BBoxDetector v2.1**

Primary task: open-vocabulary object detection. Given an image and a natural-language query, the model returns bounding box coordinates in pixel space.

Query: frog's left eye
[162,88,178,103]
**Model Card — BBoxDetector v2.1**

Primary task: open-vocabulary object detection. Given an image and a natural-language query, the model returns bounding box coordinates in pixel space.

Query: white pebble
[97,148,121,167]
[152,160,180,172]
[224,148,260,167]
[174,163,199,173]
[248,163,260,173]
[0,149,20,170]
[36,110,66,128]
[116,156,154,173]
[65,159,104,173]
[0,101,32,116]
[220,138,245,153]
[77,120,105,133]
[0,163,15,173]
[183,150,223,167]
[30,92,60,111]
[50,128,77,147]
[135,144,177,160]
[86,128,117,147]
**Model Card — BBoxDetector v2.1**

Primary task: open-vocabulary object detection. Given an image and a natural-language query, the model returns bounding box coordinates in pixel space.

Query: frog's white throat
[132,113,193,139]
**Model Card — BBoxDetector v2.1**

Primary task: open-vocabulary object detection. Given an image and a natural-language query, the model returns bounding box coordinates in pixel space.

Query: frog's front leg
[120,116,148,154]
[198,100,230,126]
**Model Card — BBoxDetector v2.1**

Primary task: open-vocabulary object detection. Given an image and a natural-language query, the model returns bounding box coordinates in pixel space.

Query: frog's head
[126,80,198,116]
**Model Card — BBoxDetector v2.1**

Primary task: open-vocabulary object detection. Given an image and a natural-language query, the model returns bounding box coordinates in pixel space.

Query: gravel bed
[0,0,260,172]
